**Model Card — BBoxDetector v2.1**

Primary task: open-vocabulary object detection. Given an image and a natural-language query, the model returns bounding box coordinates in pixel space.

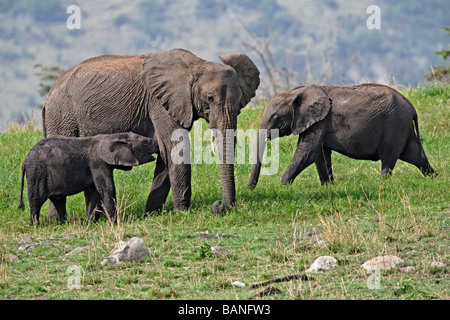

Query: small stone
[101,237,151,266]
[7,254,20,262]
[211,246,228,255]
[65,246,89,256]
[400,266,416,273]
[431,261,446,268]
[18,242,53,252]
[312,239,326,248]
[18,244,36,252]
[231,281,246,287]
[18,236,34,244]
[306,256,338,273]
[362,255,406,272]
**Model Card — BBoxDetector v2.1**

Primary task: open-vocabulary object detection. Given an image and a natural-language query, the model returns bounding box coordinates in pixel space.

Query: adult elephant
[43,49,260,215]
[248,84,435,189]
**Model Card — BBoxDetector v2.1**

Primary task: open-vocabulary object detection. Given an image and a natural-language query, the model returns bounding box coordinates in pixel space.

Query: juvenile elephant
[18,132,158,225]
[42,49,260,216]
[248,84,435,189]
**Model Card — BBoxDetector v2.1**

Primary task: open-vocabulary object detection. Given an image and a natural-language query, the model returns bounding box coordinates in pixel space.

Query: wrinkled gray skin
[42,49,260,216]
[18,132,158,225]
[248,84,435,189]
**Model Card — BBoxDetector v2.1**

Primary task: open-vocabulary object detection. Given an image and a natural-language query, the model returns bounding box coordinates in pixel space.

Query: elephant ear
[97,138,139,167]
[219,54,260,109]
[290,86,331,135]
[142,49,203,129]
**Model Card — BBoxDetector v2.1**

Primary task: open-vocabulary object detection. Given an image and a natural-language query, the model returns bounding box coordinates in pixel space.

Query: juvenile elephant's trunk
[248,129,268,190]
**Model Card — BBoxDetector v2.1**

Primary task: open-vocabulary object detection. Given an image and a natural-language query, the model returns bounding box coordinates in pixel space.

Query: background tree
[425,26,449,82]
[33,64,65,106]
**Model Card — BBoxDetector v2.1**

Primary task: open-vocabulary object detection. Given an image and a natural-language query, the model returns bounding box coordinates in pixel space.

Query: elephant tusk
[211,131,216,155]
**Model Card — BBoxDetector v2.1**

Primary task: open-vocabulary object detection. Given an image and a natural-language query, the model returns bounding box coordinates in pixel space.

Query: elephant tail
[18,164,26,211]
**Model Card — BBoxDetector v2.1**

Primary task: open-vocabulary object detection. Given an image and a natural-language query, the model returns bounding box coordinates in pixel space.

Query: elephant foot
[211,200,233,215]
[280,177,294,185]
[422,165,437,177]
[145,203,164,215]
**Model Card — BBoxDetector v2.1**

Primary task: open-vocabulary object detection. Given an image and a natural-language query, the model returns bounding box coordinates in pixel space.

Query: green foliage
[435,27,450,60]
[33,64,65,99]
[192,243,213,261]
[425,26,450,82]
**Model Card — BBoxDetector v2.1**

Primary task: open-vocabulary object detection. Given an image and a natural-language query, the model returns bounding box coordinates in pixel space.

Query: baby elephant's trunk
[18,164,25,211]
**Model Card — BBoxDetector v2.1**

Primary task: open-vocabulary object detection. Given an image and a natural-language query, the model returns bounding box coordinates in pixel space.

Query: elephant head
[248,86,331,190]
[142,49,260,213]
[97,132,158,167]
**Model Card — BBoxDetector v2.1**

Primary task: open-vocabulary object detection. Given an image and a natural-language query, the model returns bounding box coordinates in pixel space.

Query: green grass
[0,84,449,300]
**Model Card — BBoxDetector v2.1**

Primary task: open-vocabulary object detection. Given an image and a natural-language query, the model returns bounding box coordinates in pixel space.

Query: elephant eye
[206,94,214,104]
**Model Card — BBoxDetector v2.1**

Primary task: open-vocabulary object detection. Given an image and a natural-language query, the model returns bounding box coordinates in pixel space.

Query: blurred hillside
[0,0,448,131]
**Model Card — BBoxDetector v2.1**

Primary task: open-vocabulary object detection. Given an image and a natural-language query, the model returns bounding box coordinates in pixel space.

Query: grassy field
[0,84,448,300]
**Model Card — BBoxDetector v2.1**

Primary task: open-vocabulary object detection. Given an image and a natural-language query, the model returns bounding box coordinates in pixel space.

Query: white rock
[400,266,416,273]
[18,236,34,244]
[362,255,406,272]
[306,256,338,273]
[7,254,20,262]
[431,261,446,268]
[231,281,246,287]
[65,246,89,256]
[211,246,228,255]
[101,237,151,265]
[18,242,53,252]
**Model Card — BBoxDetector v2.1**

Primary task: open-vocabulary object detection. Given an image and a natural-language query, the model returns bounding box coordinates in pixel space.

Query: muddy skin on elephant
[18,132,158,225]
[248,84,435,189]
[42,49,260,216]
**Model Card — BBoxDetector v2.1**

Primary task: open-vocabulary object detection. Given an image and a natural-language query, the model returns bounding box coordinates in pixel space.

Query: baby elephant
[18,132,158,225]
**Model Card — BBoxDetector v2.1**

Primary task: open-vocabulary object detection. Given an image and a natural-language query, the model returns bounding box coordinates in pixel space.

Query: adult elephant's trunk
[248,128,268,190]
[211,104,237,214]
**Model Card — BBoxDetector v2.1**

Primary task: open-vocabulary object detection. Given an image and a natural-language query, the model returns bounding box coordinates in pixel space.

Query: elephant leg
[29,198,45,226]
[315,146,333,184]
[281,126,325,185]
[380,158,398,176]
[379,145,401,176]
[149,149,191,212]
[168,162,191,211]
[49,196,67,224]
[146,155,171,213]
[84,186,103,223]
[93,173,117,223]
[399,133,435,176]
[148,103,192,212]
